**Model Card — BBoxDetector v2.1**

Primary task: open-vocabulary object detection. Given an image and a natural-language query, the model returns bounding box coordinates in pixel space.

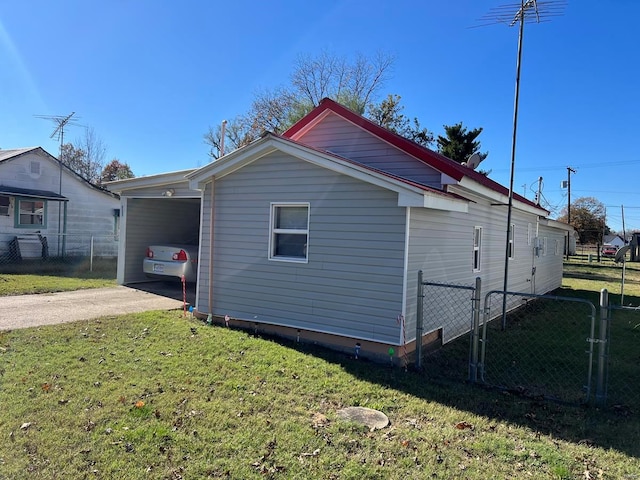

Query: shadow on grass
[0,257,117,279]
[214,289,640,459]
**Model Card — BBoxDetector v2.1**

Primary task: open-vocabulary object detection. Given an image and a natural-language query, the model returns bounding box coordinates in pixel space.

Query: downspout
[208,181,215,317]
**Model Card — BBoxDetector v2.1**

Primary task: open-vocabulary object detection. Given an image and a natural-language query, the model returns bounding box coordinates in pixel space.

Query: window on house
[508,224,515,259]
[0,195,9,216]
[473,226,482,272]
[17,199,45,227]
[270,203,309,262]
[527,223,532,245]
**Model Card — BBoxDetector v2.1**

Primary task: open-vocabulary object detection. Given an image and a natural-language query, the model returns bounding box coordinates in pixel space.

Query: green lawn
[0,260,639,478]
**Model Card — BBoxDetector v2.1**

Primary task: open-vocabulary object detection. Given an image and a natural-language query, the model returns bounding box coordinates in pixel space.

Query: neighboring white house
[603,234,625,248]
[0,147,120,262]
[109,99,573,361]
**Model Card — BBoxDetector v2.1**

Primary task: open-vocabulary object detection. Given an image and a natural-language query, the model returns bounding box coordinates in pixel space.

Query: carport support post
[416,270,424,370]
[595,289,609,407]
[469,277,481,383]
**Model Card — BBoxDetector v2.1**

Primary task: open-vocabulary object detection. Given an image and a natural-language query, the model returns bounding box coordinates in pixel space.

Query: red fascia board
[283,98,544,212]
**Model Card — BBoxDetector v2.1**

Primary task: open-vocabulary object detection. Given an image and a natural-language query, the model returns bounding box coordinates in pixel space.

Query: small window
[16,199,45,227]
[269,203,309,262]
[0,195,9,216]
[30,161,41,176]
[473,226,482,272]
[527,223,532,245]
[508,224,515,259]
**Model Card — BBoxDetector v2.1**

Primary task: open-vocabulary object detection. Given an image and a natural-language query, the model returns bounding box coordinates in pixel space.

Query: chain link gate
[480,290,597,405]
[416,272,480,382]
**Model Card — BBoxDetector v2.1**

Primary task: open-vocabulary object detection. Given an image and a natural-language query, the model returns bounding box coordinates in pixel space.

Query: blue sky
[1,0,638,233]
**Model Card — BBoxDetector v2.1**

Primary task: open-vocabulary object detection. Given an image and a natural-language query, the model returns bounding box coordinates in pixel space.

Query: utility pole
[566,167,575,260]
[622,205,626,244]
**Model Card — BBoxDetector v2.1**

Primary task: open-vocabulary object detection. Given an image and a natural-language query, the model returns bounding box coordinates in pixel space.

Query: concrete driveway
[0,286,187,331]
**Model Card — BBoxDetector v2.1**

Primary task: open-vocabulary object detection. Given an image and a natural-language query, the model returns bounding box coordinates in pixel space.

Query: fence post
[90,235,94,272]
[595,288,609,406]
[469,277,481,383]
[416,270,424,370]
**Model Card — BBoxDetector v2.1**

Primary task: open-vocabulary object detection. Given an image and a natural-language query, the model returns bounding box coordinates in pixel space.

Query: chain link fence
[0,232,118,274]
[417,271,639,410]
[605,302,640,413]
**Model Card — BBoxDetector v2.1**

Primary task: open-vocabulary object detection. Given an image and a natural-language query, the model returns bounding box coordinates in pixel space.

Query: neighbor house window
[269,203,309,262]
[508,224,515,259]
[473,226,482,272]
[16,199,45,227]
[0,195,9,216]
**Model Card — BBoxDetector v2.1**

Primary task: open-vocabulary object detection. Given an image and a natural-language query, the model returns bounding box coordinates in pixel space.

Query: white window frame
[508,224,515,259]
[473,226,482,272]
[269,203,309,263]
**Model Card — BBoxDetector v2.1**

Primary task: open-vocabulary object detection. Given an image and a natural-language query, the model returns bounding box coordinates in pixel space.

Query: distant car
[143,244,198,282]
[601,245,618,257]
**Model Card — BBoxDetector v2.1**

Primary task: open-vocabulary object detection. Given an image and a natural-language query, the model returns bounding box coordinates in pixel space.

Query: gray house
[110,99,572,361]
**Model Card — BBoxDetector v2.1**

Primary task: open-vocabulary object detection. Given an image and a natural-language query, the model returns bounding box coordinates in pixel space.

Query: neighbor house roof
[0,146,119,199]
[283,98,547,214]
[0,185,68,201]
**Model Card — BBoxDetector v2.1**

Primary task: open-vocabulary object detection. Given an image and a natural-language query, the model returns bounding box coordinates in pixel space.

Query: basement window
[269,203,309,263]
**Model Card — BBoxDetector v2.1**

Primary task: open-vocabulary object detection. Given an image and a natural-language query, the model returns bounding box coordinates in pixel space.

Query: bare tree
[204,51,396,159]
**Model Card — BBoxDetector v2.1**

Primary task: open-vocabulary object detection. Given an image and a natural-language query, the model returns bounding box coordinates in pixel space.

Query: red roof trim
[283,98,545,213]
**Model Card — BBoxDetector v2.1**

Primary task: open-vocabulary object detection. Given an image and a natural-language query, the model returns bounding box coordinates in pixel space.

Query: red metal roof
[283,98,545,213]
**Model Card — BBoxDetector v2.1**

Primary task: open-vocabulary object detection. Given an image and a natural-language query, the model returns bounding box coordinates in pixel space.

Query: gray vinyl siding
[197,151,407,344]
[120,197,201,284]
[297,113,443,187]
[404,191,564,344]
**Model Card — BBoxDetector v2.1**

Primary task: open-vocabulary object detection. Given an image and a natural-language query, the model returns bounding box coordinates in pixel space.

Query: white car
[143,244,198,282]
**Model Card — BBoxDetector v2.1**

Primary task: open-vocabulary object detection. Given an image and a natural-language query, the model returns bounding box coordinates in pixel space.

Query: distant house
[0,147,120,261]
[603,234,625,248]
[109,99,572,361]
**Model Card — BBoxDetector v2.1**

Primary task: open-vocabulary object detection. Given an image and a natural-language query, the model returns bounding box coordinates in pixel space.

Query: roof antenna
[474,1,566,330]
[34,112,81,159]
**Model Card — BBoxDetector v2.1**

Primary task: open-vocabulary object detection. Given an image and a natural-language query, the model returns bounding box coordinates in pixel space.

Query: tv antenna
[475,1,566,27]
[474,1,566,329]
[34,112,81,158]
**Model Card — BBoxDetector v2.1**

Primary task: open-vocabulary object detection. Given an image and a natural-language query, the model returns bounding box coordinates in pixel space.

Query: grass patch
[0,311,639,479]
[0,257,116,296]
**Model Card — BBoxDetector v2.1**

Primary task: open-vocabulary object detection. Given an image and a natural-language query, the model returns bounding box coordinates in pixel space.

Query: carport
[105,170,202,292]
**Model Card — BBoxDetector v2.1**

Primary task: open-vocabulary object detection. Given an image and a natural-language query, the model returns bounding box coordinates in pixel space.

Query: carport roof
[0,185,68,201]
